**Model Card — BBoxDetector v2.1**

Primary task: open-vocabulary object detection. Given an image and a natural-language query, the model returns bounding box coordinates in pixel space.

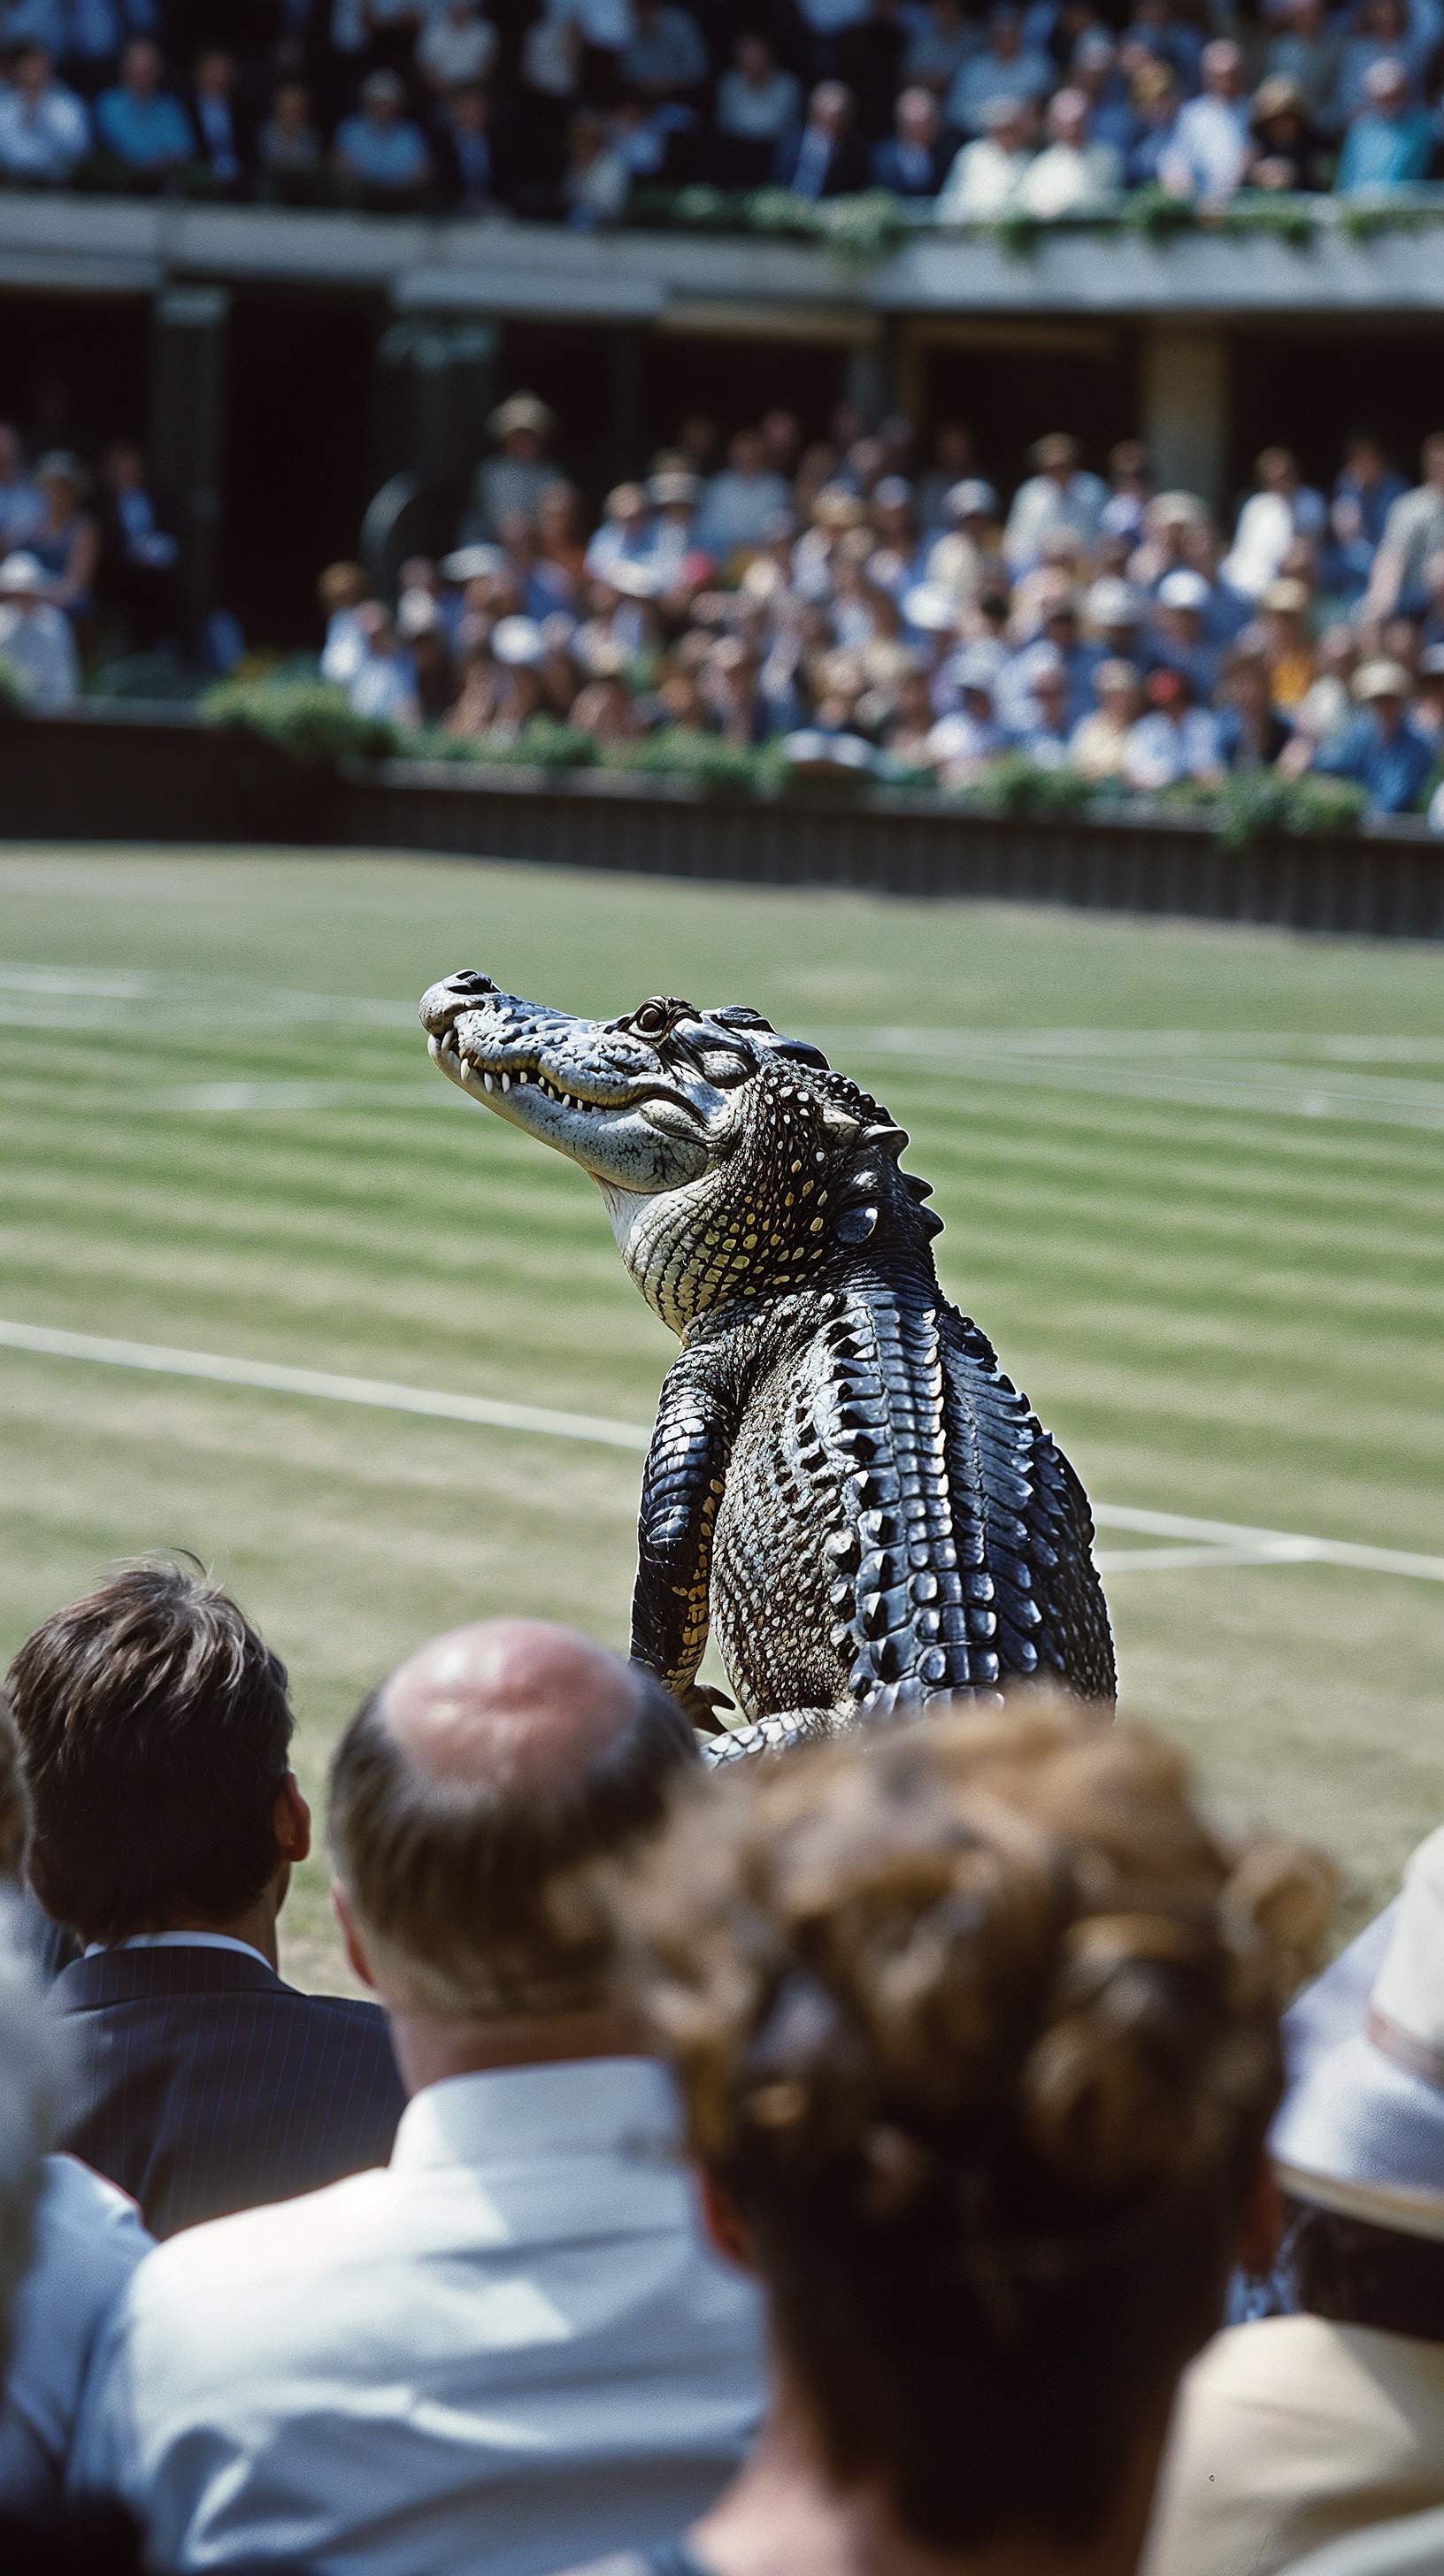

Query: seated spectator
[1257,574,1317,707]
[183,47,246,192]
[1246,76,1331,190]
[936,95,1036,216]
[694,426,790,562]
[334,68,431,203]
[584,479,652,582]
[317,557,370,682]
[1017,84,1122,212]
[1124,0,1203,90]
[1224,446,1328,600]
[0,421,41,550]
[1265,0,1346,128]
[1147,1824,1444,2576]
[1125,663,1224,788]
[872,84,949,194]
[1364,431,1444,620]
[569,1702,1328,2576]
[1216,640,1293,766]
[1159,38,1250,202]
[712,34,800,184]
[1308,656,1434,812]
[900,0,975,96]
[255,77,323,197]
[560,105,629,225]
[618,0,709,103]
[7,1559,404,2239]
[646,464,702,577]
[927,647,1012,778]
[467,391,566,540]
[95,437,178,646]
[1071,33,1140,157]
[71,1620,762,2576]
[946,4,1051,135]
[0,1707,151,2537]
[1152,566,1222,698]
[0,551,78,704]
[349,598,419,719]
[0,45,89,183]
[1126,58,1183,186]
[1329,433,1407,596]
[432,83,495,211]
[772,80,870,199]
[1012,648,1076,761]
[417,0,498,94]
[1071,654,1144,778]
[1004,429,1108,572]
[1334,58,1435,191]
[918,474,1002,599]
[94,39,191,187]
[27,449,97,619]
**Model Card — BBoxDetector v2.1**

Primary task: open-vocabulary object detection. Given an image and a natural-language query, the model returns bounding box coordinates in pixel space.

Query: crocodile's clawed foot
[675,1680,736,1736]
[702,1705,851,1767]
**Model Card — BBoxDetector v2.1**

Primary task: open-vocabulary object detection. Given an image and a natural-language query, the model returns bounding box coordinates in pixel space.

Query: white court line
[1,1316,1440,1586]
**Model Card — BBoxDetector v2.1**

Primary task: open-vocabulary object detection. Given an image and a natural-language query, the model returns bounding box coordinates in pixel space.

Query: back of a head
[621,1698,1333,2556]
[7,1560,293,1944]
[0,1692,27,1882]
[328,1621,698,2023]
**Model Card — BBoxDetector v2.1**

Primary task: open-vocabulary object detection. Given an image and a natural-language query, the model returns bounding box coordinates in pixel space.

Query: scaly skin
[419,971,1115,1755]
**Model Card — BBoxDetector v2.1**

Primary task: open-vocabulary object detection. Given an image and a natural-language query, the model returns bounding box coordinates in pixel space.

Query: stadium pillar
[1139,325,1229,512]
[149,285,230,640]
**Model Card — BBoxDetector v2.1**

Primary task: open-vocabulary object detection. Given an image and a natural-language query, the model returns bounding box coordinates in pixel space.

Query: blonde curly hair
[619,1698,1334,2552]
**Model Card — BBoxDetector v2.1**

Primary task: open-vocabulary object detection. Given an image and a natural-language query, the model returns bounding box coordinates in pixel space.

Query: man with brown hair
[69,1620,762,2576]
[8,1559,403,2239]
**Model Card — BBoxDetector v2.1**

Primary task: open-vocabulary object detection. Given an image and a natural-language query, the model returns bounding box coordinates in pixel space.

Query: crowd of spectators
[0,424,182,698]
[4,0,1444,220]
[313,391,1444,819]
[2,1550,1444,2576]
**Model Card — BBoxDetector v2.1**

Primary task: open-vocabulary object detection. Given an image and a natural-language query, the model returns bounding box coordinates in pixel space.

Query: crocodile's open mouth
[428,1027,620,1115]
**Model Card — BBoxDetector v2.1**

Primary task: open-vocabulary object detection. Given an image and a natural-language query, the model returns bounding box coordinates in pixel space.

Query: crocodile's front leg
[631,1348,738,1732]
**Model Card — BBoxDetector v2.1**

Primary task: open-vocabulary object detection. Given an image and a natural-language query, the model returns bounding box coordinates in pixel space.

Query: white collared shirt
[82,1930,272,1964]
[0,2156,151,2524]
[70,2056,763,2574]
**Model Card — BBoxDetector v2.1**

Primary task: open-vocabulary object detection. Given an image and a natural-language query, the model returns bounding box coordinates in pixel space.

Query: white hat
[1087,576,1142,627]
[1271,1828,1444,2241]
[396,588,442,638]
[0,552,47,597]
[1354,658,1412,703]
[440,544,506,584]
[902,583,960,634]
[492,615,544,665]
[946,478,1000,520]
[1157,569,1210,612]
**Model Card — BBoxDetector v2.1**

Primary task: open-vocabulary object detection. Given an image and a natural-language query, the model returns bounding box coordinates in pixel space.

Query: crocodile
[419,969,1115,1759]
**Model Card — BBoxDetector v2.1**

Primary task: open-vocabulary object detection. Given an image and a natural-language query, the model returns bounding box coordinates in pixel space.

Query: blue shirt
[1317,711,1434,814]
[1336,110,1435,191]
[334,112,429,189]
[95,84,190,169]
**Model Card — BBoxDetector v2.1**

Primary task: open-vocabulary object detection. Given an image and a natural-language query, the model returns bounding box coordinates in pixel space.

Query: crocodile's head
[419,970,940,1331]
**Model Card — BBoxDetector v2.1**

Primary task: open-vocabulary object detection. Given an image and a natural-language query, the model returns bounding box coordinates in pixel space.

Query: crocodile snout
[419,970,497,1037]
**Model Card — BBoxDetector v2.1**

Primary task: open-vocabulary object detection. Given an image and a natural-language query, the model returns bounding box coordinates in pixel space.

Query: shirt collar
[393,2056,680,2173]
[83,1929,273,1968]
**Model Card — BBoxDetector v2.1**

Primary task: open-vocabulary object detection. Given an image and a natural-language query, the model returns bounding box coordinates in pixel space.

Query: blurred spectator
[1147,1826,1444,2576]
[1334,58,1435,189]
[937,94,1035,213]
[772,79,870,196]
[694,427,791,559]
[1102,438,1153,540]
[1003,429,1108,571]
[255,77,323,196]
[1125,0,1203,88]
[96,439,178,647]
[1215,640,1293,766]
[94,38,190,185]
[1127,58,1184,183]
[0,551,78,703]
[1071,33,1139,156]
[467,392,565,538]
[416,0,498,92]
[1245,76,1330,189]
[1018,83,1122,211]
[618,0,709,101]
[71,1621,760,2576]
[946,4,1051,134]
[1364,432,1444,617]
[713,34,800,182]
[1310,656,1433,811]
[900,0,974,93]
[1159,37,1249,201]
[348,600,419,721]
[1225,447,1328,600]
[560,106,629,224]
[872,84,949,194]
[1333,0,1425,127]
[1125,663,1224,788]
[433,83,495,210]
[584,479,652,581]
[1329,433,1407,594]
[333,67,430,202]
[0,422,41,548]
[0,44,89,181]
[317,557,370,682]
[28,450,98,617]
[183,47,246,191]
[1071,655,1144,777]
[927,648,1011,778]
[1257,574,1317,707]
[1265,0,1346,126]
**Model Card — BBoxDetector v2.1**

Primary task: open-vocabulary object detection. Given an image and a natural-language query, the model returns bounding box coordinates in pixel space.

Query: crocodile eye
[632,1000,671,1038]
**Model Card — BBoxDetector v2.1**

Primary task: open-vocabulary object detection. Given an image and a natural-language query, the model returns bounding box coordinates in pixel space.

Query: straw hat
[1272,1828,1444,2241]
[1353,659,1411,703]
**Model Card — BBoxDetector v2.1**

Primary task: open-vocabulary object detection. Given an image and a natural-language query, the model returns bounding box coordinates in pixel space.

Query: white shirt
[1160,92,1249,202]
[0,599,78,707]
[1018,137,1120,216]
[0,80,89,180]
[0,2156,151,2525]
[70,2057,764,2575]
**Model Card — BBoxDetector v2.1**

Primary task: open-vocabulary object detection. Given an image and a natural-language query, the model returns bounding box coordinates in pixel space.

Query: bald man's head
[328,1622,697,2023]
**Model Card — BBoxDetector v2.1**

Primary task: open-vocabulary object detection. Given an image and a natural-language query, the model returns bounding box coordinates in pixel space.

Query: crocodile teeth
[482,1071,494,1092]
[500,1071,511,1092]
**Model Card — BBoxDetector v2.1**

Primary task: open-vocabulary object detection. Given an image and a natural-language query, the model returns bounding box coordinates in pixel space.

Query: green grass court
[1,846,1440,1983]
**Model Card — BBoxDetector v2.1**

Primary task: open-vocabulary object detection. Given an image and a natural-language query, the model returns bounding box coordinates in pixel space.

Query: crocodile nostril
[449,970,497,997]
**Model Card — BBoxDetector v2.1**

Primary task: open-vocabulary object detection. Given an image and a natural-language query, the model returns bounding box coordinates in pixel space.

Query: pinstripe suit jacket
[48,1944,406,2241]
